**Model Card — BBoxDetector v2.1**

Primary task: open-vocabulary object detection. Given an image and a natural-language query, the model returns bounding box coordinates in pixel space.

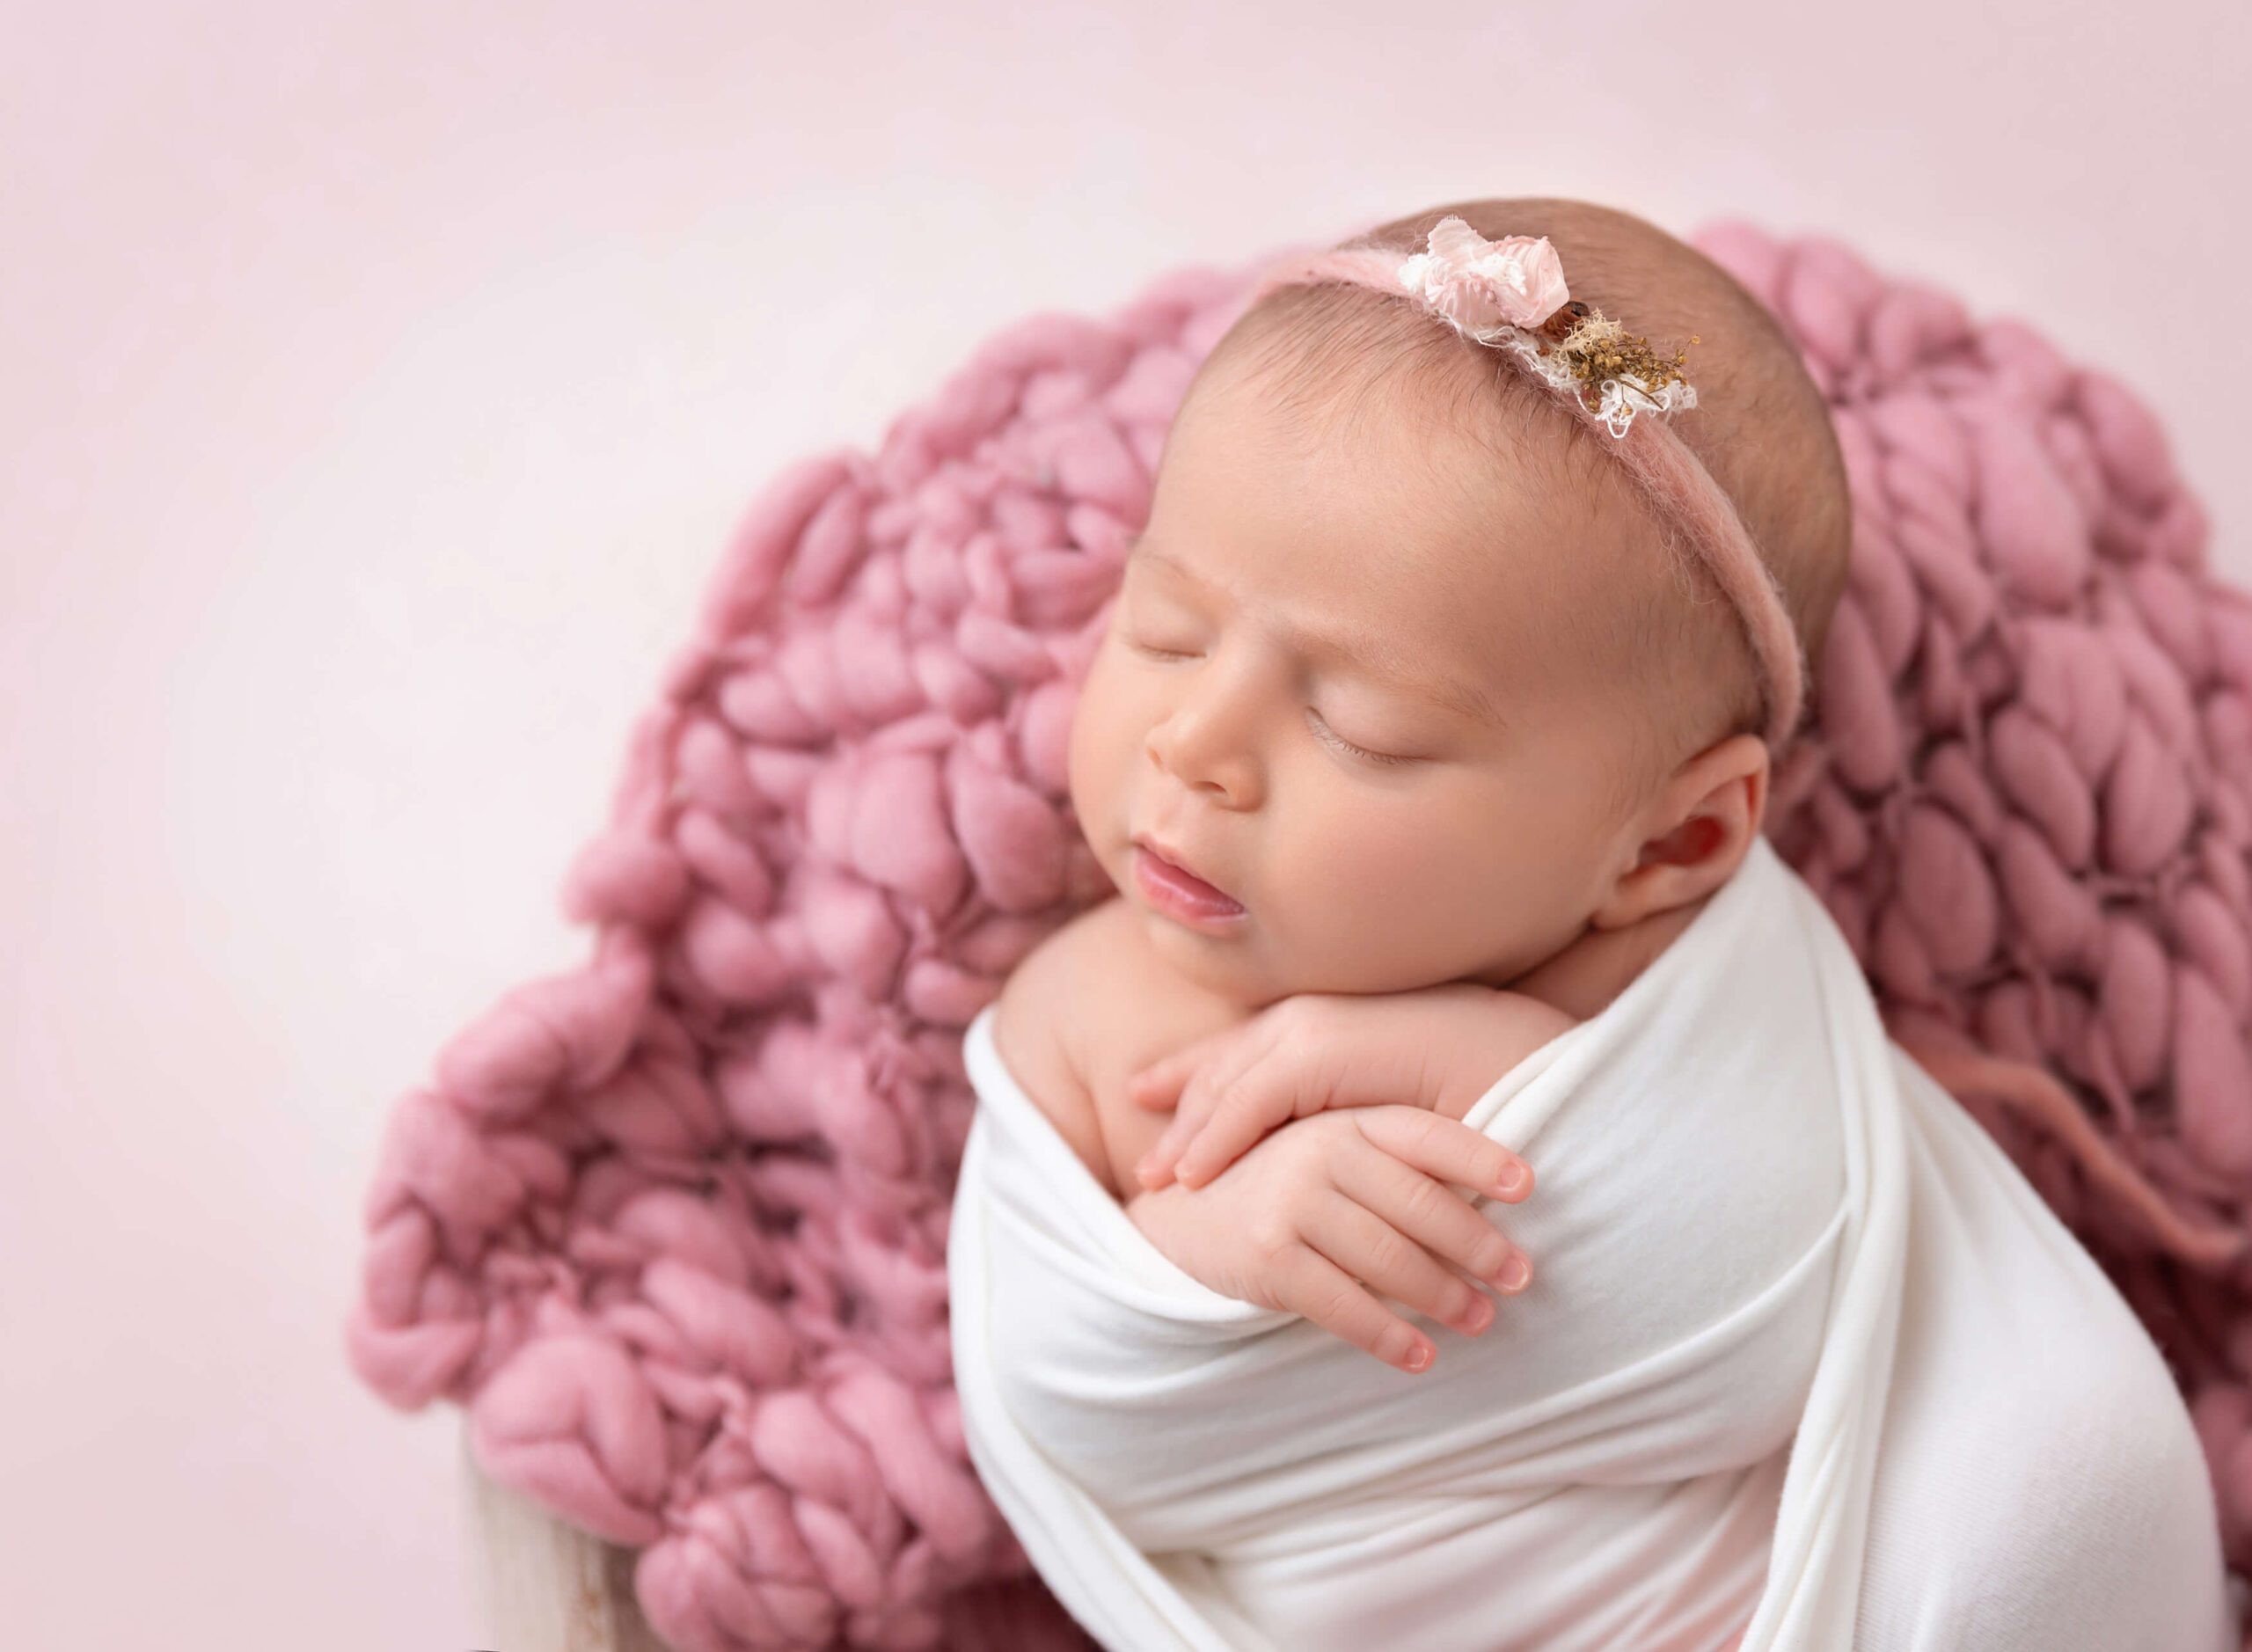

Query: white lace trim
[1430,312,1699,440]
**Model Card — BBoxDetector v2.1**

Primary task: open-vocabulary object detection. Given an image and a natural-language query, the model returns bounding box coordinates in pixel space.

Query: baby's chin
[1144,932,1305,1008]
[1128,897,1472,1010]
[1101,837,1504,1003]
[1122,893,1296,1008]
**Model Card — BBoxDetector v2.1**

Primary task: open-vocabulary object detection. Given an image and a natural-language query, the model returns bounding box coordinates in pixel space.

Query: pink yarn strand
[1897,1030,2248,1272]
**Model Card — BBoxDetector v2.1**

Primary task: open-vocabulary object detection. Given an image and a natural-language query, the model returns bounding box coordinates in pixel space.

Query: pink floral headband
[1396,218,1699,438]
[1243,216,1807,754]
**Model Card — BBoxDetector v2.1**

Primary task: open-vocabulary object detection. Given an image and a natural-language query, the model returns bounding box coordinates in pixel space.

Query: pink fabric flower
[1396,216,1571,333]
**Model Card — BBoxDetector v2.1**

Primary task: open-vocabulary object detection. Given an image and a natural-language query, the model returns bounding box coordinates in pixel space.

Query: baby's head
[1066,196,1851,1005]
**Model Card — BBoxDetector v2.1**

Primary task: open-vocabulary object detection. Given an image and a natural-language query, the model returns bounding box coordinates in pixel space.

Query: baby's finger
[1172,1095,1283,1189]
[1332,1117,1534,1297]
[1351,1106,1531,1207]
[1130,1013,1269,1112]
[1135,1117,1190,1188]
[1126,1054,1192,1112]
[1264,1226,1443,1375]
[1298,1186,1504,1348]
[1167,1061,1239,1151]
[1137,1084,1223,1186]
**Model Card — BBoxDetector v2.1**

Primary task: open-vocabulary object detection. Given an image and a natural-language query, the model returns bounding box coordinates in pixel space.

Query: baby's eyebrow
[1123,535,1508,732]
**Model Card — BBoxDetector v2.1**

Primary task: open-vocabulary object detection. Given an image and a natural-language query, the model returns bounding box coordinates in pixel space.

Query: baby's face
[1066,353,1656,1007]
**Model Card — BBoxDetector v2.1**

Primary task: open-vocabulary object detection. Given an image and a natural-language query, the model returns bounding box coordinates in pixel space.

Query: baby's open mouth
[1131,840,1247,927]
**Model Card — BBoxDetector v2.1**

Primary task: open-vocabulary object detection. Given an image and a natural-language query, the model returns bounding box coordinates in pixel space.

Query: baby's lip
[1131,832,1241,909]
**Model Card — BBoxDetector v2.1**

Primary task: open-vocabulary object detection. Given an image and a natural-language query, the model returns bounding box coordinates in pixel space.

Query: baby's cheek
[1320,815,1530,963]
[1306,792,1455,887]
[1294,809,1459,930]
[1063,710,1098,834]
[1064,662,1151,870]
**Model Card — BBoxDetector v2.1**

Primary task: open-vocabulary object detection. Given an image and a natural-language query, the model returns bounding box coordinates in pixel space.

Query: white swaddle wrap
[947,837,2233,1651]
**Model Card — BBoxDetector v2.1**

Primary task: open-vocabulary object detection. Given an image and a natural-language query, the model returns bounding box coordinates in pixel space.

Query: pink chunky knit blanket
[346,221,2252,1651]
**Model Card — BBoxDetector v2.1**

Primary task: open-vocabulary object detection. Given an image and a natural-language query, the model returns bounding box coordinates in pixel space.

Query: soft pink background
[3,4,2246,1647]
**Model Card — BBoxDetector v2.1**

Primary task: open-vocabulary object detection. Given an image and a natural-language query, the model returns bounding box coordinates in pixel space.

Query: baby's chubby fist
[1127,983,1563,1195]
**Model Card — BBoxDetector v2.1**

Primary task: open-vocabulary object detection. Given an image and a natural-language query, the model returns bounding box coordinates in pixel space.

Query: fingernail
[1405,1342,1431,1371]
[1498,1255,1532,1292]
[1494,1164,1529,1198]
[1460,1297,1494,1334]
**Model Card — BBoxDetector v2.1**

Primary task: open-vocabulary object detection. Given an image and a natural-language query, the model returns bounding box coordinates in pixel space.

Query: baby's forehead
[1192,325,1625,509]
[1168,344,1641,611]
[1148,353,1656,720]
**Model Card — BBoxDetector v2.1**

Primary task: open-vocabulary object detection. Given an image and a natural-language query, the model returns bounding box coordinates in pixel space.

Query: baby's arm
[1129,984,1573,1194]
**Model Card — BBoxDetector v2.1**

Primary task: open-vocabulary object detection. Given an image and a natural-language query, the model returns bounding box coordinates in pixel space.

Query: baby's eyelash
[1308,712,1414,767]
[1129,638,1415,768]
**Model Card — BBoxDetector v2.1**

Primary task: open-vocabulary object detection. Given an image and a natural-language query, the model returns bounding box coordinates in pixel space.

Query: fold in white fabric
[947,836,2233,1651]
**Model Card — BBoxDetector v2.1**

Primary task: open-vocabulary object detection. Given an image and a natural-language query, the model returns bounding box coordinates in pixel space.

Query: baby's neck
[1500,894,1712,1022]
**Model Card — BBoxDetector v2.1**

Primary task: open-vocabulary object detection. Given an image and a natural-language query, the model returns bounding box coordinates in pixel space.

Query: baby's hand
[1128,983,1561,1194]
[1124,1103,1537,1374]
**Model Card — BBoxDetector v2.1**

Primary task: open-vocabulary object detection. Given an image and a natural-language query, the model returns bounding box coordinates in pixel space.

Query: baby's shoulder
[989,912,1104,1165]
[992,899,1247,1198]
[994,897,1122,1071]
[998,895,1174,1032]
[1018,896,1242,1049]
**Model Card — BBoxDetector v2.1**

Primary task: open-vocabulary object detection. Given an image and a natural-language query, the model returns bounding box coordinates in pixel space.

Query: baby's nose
[1146,723,1258,808]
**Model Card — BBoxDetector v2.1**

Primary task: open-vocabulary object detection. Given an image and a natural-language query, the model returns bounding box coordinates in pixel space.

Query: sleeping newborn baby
[946,199,2233,1652]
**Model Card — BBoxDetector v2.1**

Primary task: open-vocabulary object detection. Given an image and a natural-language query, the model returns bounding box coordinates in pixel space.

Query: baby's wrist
[1422,989,1576,1121]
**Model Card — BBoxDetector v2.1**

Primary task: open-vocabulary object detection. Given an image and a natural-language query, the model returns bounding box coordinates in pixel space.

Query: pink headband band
[1241,217,1808,755]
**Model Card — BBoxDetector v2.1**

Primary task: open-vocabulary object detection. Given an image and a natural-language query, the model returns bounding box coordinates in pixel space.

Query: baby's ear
[1592,734,1767,930]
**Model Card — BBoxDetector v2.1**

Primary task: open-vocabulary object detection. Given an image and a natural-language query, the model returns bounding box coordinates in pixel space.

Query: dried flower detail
[1539,303,1699,403]
[1388,220,1705,438]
